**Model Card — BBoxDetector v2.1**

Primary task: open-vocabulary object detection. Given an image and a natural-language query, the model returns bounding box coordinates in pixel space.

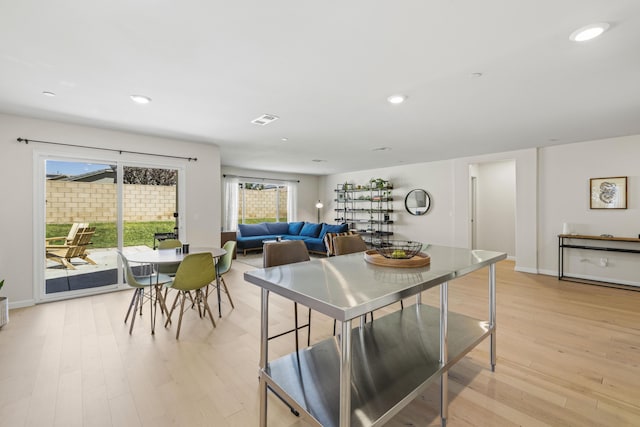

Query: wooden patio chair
[45,222,88,246]
[46,226,97,269]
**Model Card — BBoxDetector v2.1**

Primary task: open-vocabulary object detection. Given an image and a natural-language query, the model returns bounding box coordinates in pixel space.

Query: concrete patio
[45,245,160,293]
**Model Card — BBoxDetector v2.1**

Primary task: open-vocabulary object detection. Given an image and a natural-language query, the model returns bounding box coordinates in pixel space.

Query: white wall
[0,113,221,308]
[474,160,516,256]
[320,148,537,272]
[220,166,320,224]
[538,135,640,285]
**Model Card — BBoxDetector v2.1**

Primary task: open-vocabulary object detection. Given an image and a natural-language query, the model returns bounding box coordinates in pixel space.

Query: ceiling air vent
[251,114,279,126]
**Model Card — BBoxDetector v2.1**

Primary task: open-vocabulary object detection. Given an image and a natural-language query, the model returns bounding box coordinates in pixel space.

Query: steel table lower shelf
[264,304,491,427]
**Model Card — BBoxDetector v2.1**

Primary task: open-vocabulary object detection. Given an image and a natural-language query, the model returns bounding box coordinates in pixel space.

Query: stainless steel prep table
[244,245,506,427]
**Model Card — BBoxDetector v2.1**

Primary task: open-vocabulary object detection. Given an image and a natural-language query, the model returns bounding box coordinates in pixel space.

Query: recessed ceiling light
[471,72,483,78]
[281,137,288,142]
[372,147,391,152]
[42,91,56,97]
[569,23,610,42]
[130,94,152,104]
[312,159,327,163]
[387,94,407,104]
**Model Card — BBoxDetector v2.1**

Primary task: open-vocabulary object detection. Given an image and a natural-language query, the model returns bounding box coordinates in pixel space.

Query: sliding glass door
[44,160,119,294]
[41,157,182,300]
[122,165,178,251]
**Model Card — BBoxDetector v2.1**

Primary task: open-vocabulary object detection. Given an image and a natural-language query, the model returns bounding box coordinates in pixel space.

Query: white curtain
[223,176,239,231]
[287,181,298,222]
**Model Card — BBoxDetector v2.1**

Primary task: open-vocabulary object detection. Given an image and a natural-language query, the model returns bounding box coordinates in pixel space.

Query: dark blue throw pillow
[287,221,305,235]
[299,222,322,238]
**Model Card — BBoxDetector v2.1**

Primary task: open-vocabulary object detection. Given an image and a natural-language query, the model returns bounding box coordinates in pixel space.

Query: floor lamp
[315,200,323,223]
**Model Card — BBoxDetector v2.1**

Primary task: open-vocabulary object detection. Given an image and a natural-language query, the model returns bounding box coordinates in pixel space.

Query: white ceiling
[1,1,639,175]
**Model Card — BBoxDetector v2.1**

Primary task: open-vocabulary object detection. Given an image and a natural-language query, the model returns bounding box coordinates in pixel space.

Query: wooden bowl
[364,250,430,268]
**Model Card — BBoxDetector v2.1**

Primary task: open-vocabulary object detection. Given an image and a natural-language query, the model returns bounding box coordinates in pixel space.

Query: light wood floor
[1,260,639,426]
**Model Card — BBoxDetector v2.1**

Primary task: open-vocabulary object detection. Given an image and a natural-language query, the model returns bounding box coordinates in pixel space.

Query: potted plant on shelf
[0,279,7,328]
[370,178,391,189]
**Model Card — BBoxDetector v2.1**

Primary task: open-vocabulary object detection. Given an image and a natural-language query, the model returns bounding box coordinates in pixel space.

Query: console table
[558,234,640,286]
[244,245,506,426]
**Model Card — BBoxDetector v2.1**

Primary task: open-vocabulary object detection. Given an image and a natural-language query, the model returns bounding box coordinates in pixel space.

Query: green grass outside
[46,221,176,249]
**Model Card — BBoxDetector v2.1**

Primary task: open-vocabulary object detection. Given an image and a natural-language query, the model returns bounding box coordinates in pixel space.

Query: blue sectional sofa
[236,221,348,255]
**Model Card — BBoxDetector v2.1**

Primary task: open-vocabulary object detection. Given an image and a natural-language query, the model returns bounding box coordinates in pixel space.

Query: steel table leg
[340,319,352,426]
[260,289,269,427]
[440,281,448,426]
[489,263,497,371]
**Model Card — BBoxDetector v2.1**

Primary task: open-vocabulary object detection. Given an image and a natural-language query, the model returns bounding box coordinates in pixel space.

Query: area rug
[235,253,264,269]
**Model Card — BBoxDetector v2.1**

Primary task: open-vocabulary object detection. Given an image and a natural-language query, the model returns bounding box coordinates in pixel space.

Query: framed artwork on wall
[590,176,627,209]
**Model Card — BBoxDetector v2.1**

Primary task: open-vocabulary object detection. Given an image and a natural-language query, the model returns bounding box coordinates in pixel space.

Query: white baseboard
[515,266,539,274]
[537,268,557,277]
[8,299,35,309]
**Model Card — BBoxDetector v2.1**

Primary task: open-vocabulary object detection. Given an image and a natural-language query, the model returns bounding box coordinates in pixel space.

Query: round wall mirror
[405,189,431,216]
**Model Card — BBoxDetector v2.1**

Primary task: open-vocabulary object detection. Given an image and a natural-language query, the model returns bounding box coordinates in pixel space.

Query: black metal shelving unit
[334,183,393,246]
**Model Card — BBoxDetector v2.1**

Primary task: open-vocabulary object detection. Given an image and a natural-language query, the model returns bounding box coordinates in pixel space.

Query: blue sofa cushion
[287,221,305,235]
[300,222,322,238]
[265,222,290,235]
[238,223,270,237]
[318,223,348,239]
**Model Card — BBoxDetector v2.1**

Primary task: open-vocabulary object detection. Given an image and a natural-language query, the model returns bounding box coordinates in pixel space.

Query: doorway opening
[469,160,516,256]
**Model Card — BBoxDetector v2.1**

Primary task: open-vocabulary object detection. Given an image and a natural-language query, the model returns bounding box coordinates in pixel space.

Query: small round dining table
[126,247,227,333]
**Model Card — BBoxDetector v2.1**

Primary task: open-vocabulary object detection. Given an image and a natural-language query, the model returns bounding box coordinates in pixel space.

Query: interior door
[471,176,478,249]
